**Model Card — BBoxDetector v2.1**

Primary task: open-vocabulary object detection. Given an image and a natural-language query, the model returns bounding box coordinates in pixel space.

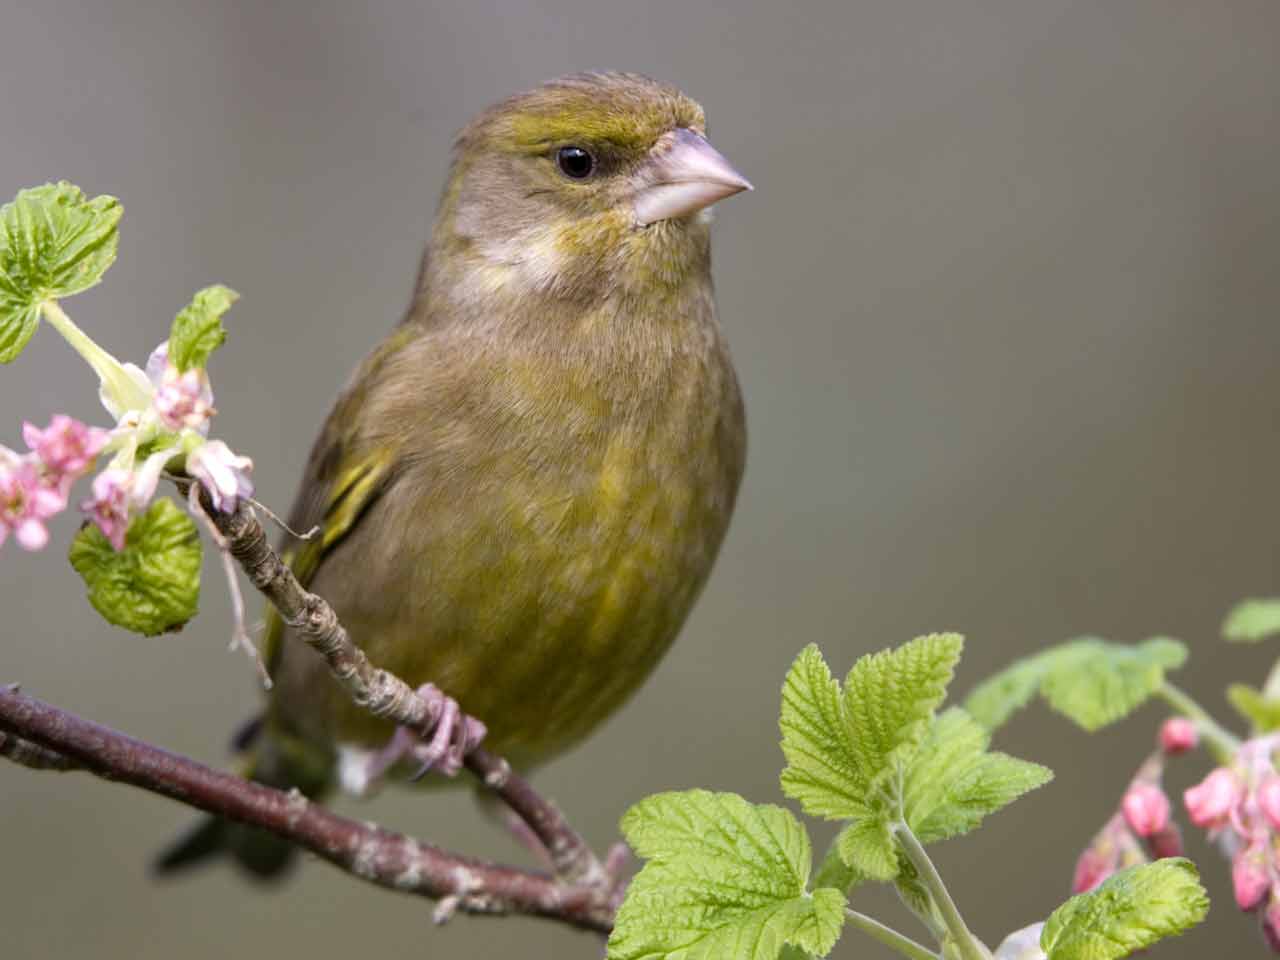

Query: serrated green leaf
[968,638,1187,735]
[68,498,201,636]
[0,183,121,362]
[964,647,1063,731]
[904,708,1053,843]
[168,284,236,371]
[843,633,964,790]
[780,644,870,819]
[812,833,865,894]
[1223,598,1280,642]
[893,854,947,937]
[1226,683,1280,733]
[610,791,845,960]
[0,301,40,364]
[1040,859,1207,960]
[835,816,898,881]
[1040,637,1186,732]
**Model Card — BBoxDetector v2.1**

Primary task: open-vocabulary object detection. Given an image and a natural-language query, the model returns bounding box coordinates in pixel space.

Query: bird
[157,71,750,877]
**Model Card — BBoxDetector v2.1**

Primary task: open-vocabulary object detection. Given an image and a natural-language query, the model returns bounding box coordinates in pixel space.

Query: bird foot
[359,684,487,785]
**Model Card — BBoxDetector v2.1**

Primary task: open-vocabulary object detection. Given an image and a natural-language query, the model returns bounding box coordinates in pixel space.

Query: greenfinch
[159,71,750,876]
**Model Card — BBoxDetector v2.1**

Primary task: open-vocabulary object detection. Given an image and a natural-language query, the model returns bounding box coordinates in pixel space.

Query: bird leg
[358,684,487,786]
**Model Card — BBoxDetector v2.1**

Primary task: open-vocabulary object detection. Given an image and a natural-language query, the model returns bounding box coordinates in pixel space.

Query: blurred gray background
[3,1,1279,957]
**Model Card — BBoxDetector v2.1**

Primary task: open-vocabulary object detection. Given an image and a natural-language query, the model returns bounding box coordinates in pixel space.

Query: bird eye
[556,145,595,179]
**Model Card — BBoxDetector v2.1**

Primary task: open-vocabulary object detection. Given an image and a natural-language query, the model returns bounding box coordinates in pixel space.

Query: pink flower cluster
[0,416,107,550]
[1184,735,1280,948]
[0,337,258,555]
[1072,747,1183,895]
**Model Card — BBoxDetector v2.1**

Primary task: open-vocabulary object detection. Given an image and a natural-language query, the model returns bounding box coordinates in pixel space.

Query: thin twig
[185,483,272,689]
[0,686,614,933]
[845,908,940,960]
[893,821,993,960]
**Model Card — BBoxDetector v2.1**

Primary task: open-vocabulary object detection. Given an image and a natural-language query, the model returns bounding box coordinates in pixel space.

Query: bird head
[426,72,751,306]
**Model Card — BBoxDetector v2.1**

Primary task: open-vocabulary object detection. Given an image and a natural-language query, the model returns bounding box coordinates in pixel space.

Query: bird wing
[259,326,417,676]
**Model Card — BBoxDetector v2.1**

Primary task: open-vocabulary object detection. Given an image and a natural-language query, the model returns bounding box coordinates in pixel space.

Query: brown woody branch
[0,686,614,932]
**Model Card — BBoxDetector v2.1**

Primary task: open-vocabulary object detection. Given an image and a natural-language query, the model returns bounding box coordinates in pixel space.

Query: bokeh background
[3,1,1279,957]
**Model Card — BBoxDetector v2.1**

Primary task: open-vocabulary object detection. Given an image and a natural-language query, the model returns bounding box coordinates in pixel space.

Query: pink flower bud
[1072,846,1113,894]
[0,453,68,551]
[1258,775,1280,832]
[22,415,109,478]
[1234,841,1270,912]
[1158,716,1199,755]
[1071,813,1143,893]
[1146,822,1184,859]
[1264,890,1280,952]
[1185,767,1243,828]
[187,440,253,513]
[1122,782,1171,837]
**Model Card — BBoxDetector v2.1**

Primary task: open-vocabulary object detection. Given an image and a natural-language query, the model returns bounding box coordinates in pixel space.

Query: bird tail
[152,718,333,880]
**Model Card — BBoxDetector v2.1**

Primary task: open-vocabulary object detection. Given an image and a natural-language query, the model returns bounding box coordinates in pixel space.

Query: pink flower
[1122,782,1171,837]
[22,415,109,479]
[79,451,170,551]
[1185,767,1243,828]
[0,454,68,551]
[1233,840,1270,912]
[187,440,253,513]
[147,340,215,434]
[153,367,215,432]
[1158,717,1199,755]
[1258,775,1280,832]
[81,468,133,551]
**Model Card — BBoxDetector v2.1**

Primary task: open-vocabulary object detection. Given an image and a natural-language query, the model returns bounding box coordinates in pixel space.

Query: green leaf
[966,637,1186,734]
[835,816,898,881]
[842,633,964,790]
[609,790,845,960]
[1226,683,1280,733]
[964,647,1063,731]
[779,644,870,819]
[1040,859,1208,960]
[168,284,236,371]
[0,183,121,362]
[893,854,947,937]
[68,498,201,636]
[1223,598,1280,642]
[903,708,1053,843]
[812,833,864,894]
[1040,637,1186,732]
[0,302,40,364]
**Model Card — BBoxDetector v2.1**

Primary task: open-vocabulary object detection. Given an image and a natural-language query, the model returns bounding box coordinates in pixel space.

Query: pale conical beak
[633,128,753,226]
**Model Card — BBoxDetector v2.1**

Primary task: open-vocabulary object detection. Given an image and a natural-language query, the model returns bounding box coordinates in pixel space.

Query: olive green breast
[267,294,744,771]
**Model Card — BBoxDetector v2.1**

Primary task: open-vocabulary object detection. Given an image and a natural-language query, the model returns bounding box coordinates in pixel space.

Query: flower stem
[845,908,940,960]
[40,299,151,415]
[1158,681,1240,761]
[893,822,992,960]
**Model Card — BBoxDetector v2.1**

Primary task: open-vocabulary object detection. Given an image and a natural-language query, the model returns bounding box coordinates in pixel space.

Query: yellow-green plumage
[160,72,747,876]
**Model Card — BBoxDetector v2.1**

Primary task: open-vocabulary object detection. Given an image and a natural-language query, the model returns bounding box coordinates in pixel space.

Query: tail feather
[154,816,296,879]
[152,722,332,881]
